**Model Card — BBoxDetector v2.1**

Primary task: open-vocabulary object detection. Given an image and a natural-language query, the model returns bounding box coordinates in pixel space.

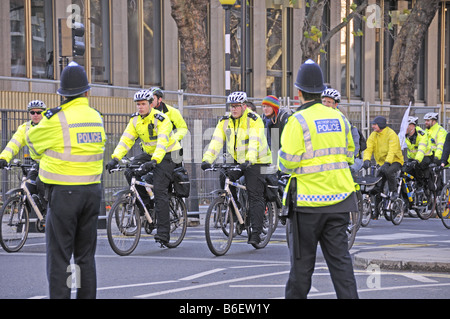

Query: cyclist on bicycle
[201,91,272,245]
[404,116,433,186]
[424,112,447,164]
[0,100,47,211]
[106,89,182,246]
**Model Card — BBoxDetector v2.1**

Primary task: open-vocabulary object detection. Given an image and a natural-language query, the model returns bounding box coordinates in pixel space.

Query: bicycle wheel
[205,196,234,256]
[417,191,435,220]
[252,201,275,249]
[360,195,372,227]
[165,195,187,248]
[107,195,141,256]
[0,195,29,253]
[347,211,358,250]
[438,185,450,229]
[390,198,405,225]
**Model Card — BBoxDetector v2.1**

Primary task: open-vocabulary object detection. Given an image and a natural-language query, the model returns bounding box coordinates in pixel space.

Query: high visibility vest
[278,103,355,208]
[426,123,447,160]
[112,107,181,163]
[203,108,272,165]
[405,126,432,163]
[0,121,40,163]
[156,102,188,143]
[27,97,106,185]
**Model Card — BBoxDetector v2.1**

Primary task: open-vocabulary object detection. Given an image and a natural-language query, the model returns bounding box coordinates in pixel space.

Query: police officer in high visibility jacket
[106,89,181,246]
[201,91,272,245]
[27,62,106,299]
[278,60,358,299]
[405,116,433,184]
[424,112,447,163]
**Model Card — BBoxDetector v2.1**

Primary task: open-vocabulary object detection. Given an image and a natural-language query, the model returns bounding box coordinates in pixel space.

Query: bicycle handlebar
[205,163,242,172]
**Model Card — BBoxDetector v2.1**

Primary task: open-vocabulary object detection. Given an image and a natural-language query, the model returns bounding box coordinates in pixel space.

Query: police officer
[106,89,181,247]
[279,60,358,299]
[424,112,447,163]
[201,91,272,245]
[27,62,106,299]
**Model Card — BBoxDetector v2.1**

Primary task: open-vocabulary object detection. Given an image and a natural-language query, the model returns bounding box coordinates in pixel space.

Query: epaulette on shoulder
[155,113,166,122]
[248,112,258,121]
[44,107,62,119]
[219,115,230,122]
[418,130,425,136]
[130,112,139,118]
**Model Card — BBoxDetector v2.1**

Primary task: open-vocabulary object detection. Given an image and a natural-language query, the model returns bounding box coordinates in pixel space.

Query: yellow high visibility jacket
[405,126,432,163]
[111,108,181,163]
[363,126,404,166]
[156,102,188,143]
[426,123,447,160]
[203,108,272,165]
[27,97,106,185]
[0,121,41,163]
[278,103,355,208]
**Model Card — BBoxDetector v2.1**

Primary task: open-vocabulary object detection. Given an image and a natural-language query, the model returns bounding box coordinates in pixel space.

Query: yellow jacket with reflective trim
[156,103,188,143]
[405,126,432,163]
[363,126,404,166]
[111,108,181,163]
[27,97,106,185]
[202,108,272,165]
[426,123,447,160]
[0,121,41,163]
[278,103,355,208]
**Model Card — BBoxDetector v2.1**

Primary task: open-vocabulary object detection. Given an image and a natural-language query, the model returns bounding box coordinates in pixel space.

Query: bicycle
[434,166,450,229]
[0,159,46,253]
[204,163,276,256]
[354,167,382,228]
[107,161,187,256]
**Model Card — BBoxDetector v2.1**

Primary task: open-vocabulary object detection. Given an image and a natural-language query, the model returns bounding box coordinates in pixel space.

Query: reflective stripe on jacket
[426,123,447,160]
[405,126,432,163]
[27,97,106,185]
[0,121,40,162]
[278,103,355,208]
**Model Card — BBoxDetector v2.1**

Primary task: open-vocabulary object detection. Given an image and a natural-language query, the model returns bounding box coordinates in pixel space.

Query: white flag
[398,103,411,150]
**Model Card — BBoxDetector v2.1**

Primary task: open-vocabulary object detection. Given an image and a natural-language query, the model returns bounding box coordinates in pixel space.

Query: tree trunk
[389,0,439,106]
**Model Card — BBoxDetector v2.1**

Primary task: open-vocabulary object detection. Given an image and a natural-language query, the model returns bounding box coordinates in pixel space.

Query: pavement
[353,248,450,273]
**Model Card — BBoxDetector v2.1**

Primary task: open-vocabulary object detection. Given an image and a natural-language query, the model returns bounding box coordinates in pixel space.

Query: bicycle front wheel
[205,196,234,256]
[107,195,141,256]
[417,192,436,220]
[252,201,275,249]
[360,195,372,227]
[347,211,358,250]
[165,195,188,248]
[437,186,450,229]
[390,198,405,225]
[0,196,29,253]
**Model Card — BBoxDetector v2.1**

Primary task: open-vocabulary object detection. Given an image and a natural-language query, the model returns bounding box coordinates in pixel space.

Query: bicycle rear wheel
[417,191,436,220]
[107,195,141,256]
[390,198,405,225]
[360,195,372,227]
[437,186,450,229]
[165,195,188,248]
[0,195,29,253]
[347,211,358,250]
[252,201,275,249]
[205,196,234,256]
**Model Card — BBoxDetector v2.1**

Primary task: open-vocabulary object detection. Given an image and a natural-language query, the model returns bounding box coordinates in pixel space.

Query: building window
[439,1,450,103]
[127,0,139,85]
[10,0,26,77]
[31,0,54,79]
[143,0,161,86]
[266,8,283,96]
[90,0,111,84]
[72,0,86,68]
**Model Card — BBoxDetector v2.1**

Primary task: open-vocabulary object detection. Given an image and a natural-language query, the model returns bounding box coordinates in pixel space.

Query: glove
[105,158,119,173]
[0,159,8,169]
[379,162,391,175]
[410,160,418,168]
[201,161,212,171]
[139,160,157,173]
[239,161,251,172]
[363,160,371,170]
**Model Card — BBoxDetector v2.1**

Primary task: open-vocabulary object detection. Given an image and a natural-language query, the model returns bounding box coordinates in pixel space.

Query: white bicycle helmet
[133,89,153,102]
[321,88,341,103]
[227,91,248,104]
[149,87,164,99]
[27,100,46,111]
[424,112,439,121]
[407,116,419,125]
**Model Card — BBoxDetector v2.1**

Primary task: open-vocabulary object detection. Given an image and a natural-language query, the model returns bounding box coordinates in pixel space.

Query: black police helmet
[57,62,91,97]
[294,59,326,94]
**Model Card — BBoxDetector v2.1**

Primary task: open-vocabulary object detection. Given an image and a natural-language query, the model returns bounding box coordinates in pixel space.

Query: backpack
[357,127,367,158]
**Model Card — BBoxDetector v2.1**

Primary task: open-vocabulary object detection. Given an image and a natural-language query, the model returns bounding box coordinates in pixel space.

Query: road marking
[97,280,178,291]
[357,233,437,241]
[400,273,438,283]
[28,296,47,299]
[179,268,226,281]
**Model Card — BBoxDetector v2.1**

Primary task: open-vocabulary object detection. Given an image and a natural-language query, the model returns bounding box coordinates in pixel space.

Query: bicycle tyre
[252,201,275,249]
[417,191,435,220]
[390,198,405,225]
[107,195,141,256]
[0,195,29,253]
[165,195,188,248]
[205,196,234,256]
[347,211,358,250]
[360,195,372,227]
[437,186,450,229]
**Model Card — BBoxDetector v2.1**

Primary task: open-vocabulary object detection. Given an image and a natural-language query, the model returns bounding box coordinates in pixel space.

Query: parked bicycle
[0,159,46,253]
[204,163,276,256]
[107,160,187,256]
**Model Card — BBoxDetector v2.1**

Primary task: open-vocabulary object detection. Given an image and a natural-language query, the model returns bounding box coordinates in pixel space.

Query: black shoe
[154,234,169,248]
[248,233,261,245]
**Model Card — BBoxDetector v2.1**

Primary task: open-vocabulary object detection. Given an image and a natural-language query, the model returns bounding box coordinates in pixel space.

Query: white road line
[179,268,226,281]
[134,270,290,298]
[400,273,438,283]
[97,280,178,291]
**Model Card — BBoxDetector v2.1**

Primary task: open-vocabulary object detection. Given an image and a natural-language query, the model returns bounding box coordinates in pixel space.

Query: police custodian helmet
[294,59,326,94]
[57,62,91,97]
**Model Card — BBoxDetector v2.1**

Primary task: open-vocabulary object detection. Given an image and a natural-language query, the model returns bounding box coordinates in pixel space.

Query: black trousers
[45,184,101,299]
[125,153,176,242]
[285,212,359,299]
[377,162,402,193]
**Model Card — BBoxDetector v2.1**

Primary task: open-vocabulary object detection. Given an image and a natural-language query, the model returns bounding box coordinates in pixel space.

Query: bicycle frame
[223,176,246,225]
